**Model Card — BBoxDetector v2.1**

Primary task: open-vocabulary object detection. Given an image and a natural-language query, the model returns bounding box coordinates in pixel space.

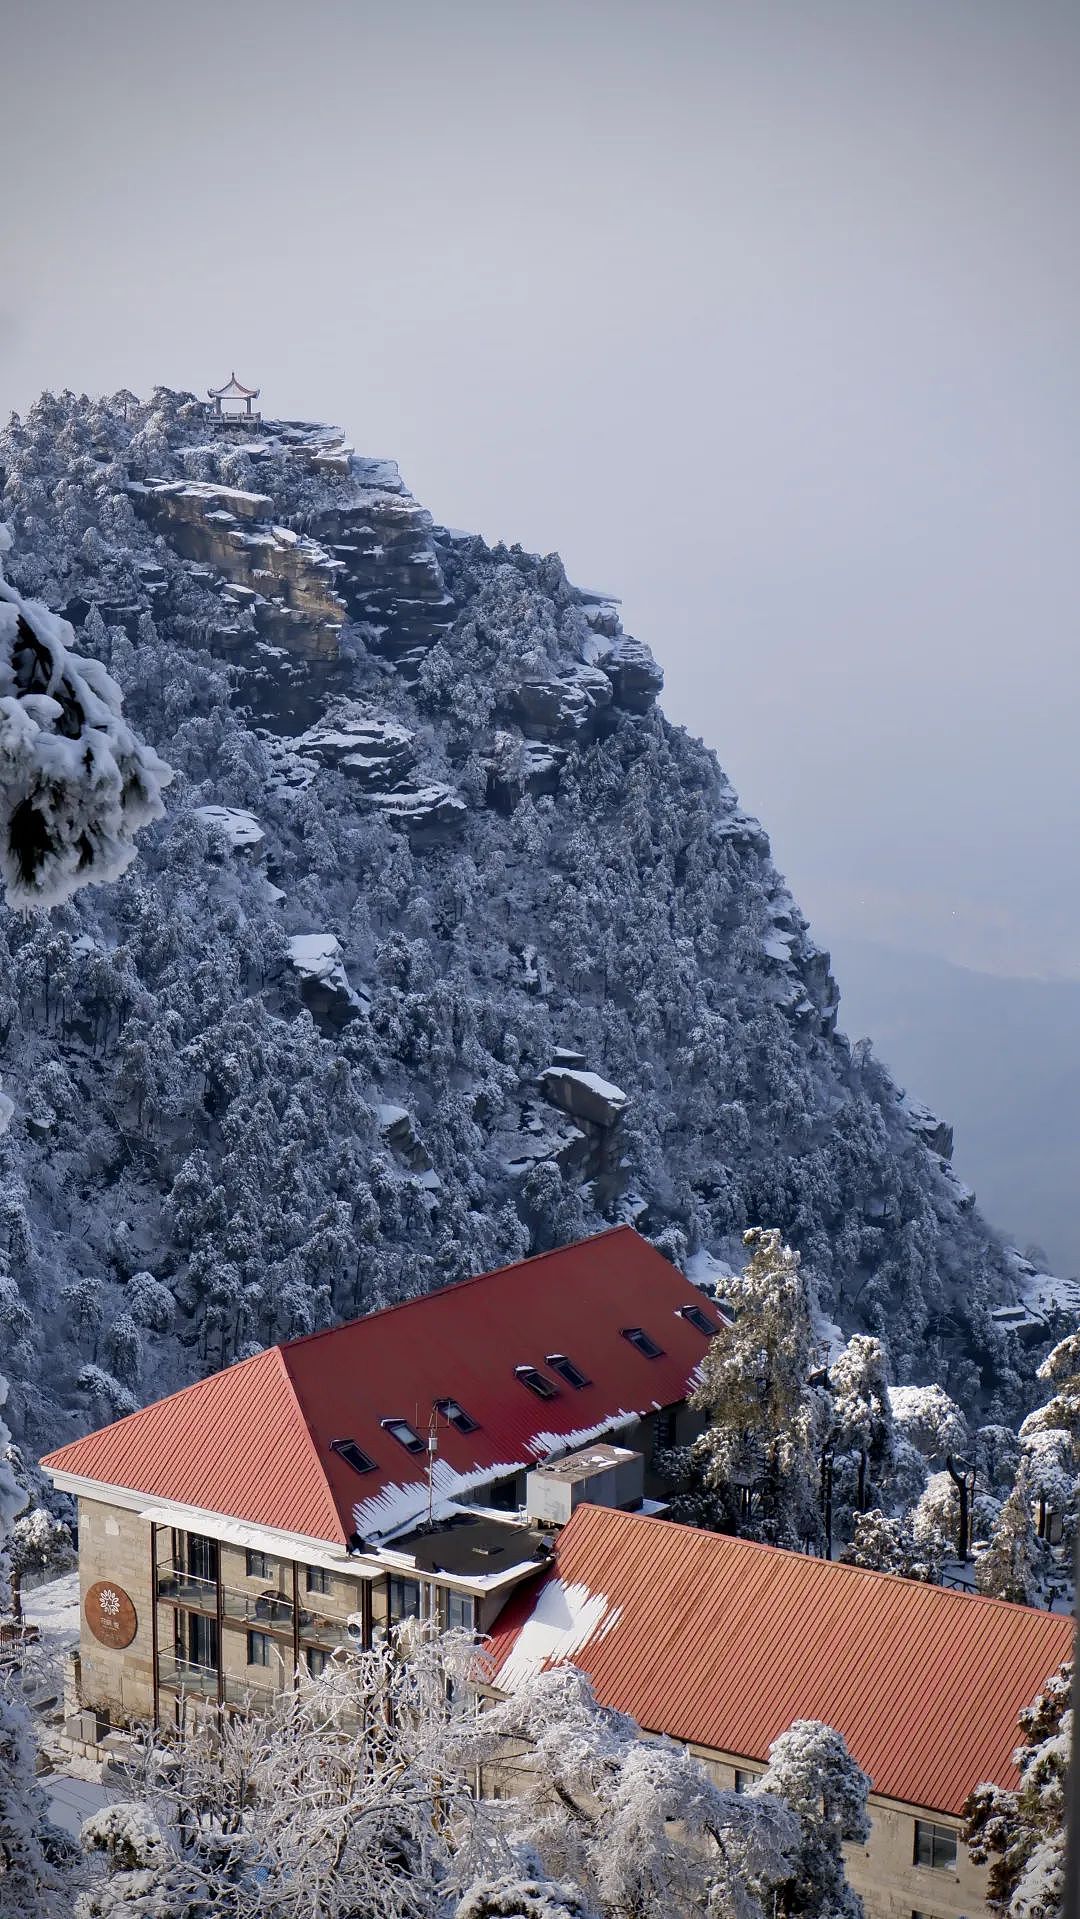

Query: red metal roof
[485,1504,1074,1816]
[42,1229,715,1546]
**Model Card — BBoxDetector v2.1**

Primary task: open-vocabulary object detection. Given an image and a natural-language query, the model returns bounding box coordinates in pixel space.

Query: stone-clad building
[41,1227,711,1735]
[485,1502,1074,1919]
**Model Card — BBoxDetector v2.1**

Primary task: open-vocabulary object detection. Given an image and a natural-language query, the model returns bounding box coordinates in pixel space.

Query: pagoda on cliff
[207,373,261,424]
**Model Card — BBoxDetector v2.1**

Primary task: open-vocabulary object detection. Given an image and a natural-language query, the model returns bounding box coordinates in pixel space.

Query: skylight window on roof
[621,1326,665,1358]
[679,1303,718,1336]
[546,1353,591,1389]
[435,1398,479,1435]
[330,1438,377,1476]
[381,1418,425,1455]
[515,1365,560,1401]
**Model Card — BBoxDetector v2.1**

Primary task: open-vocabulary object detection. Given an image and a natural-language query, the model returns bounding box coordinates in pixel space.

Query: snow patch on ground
[194,804,264,850]
[24,1569,80,1648]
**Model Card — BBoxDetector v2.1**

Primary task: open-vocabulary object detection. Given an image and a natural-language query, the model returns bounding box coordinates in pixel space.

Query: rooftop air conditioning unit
[525,1442,643,1528]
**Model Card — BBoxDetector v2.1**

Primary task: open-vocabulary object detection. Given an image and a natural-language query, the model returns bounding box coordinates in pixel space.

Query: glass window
[546,1354,591,1389]
[184,1611,218,1670]
[680,1303,718,1336]
[445,1590,475,1632]
[245,1549,270,1580]
[734,1768,757,1794]
[247,1629,271,1667]
[306,1647,329,1678]
[330,1438,377,1475]
[654,1407,677,1451]
[306,1565,331,1596]
[515,1365,560,1400]
[435,1398,479,1434]
[914,1822,958,1872]
[621,1327,664,1358]
[381,1417,425,1455]
[186,1534,218,1583]
[388,1576,422,1624]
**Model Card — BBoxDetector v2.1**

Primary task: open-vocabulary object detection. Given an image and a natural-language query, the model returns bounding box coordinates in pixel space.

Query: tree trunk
[946,1454,972,1562]
[857,1448,868,1512]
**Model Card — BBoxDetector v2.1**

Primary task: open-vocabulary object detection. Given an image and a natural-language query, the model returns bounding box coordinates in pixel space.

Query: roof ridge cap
[567,1504,1073,1620]
[272,1346,348,1544]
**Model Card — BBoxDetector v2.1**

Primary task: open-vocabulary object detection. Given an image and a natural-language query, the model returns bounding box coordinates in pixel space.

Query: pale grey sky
[4,0,1078,978]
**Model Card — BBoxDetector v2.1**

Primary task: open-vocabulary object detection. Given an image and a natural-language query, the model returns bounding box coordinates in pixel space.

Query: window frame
[913,1820,958,1872]
[388,1575,422,1624]
[381,1417,426,1456]
[514,1364,560,1401]
[246,1628,272,1668]
[621,1326,665,1359]
[305,1565,331,1596]
[245,1548,271,1581]
[330,1437,377,1476]
[305,1646,329,1679]
[734,1768,757,1794]
[679,1302,719,1336]
[545,1353,591,1389]
[444,1589,476,1633]
[434,1397,479,1435]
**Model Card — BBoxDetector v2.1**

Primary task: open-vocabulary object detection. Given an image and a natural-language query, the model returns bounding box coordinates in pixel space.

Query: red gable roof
[42,1229,715,1546]
[485,1504,1074,1817]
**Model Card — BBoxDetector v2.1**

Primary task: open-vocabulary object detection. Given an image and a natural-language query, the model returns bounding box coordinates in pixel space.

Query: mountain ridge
[0,385,1049,1455]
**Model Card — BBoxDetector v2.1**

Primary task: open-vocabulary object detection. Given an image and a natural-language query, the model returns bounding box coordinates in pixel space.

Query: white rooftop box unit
[526,1442,643,1528]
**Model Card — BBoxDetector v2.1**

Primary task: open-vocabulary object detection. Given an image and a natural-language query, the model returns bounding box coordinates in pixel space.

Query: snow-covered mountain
[0,387,1043,1454]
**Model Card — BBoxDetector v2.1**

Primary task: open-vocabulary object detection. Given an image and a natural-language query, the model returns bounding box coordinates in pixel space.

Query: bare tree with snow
[0,1374,75,1916]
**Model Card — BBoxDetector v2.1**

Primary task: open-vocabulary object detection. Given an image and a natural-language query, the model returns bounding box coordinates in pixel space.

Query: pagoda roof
[208,372,260,399]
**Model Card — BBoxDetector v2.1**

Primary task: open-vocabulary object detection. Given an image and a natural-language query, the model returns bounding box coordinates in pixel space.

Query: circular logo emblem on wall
[85,1580,138,1649]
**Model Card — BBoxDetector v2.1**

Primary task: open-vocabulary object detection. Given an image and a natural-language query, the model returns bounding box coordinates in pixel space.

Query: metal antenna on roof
[426,1402,440,1529]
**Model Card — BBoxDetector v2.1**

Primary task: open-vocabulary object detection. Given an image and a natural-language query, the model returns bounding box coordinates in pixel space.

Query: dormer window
[381,1418,425,1455]
[515,1365,560,1401]
[546,1354,591,1389]
[435,1398,479,1435]
[330,1438,377,1476]
[621,1326,664,1359]
[679,1303,718,1336]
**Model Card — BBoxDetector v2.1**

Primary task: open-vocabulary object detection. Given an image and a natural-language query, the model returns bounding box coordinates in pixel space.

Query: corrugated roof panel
[42,1228,713,1545]
[486,1505,1074,1816]
[42,1347,346,1543]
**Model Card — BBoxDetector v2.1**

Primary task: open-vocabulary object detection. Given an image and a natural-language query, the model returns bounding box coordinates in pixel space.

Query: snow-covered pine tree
[828,1334,895,1514]
[965,1660,1072,1919]
[975,1465,1042,1605]
[753,1719,871,1919]
[688,1227,826,1547]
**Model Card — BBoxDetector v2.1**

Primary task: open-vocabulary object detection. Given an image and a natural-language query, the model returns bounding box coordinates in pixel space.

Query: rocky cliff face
[0,385,1046,1453]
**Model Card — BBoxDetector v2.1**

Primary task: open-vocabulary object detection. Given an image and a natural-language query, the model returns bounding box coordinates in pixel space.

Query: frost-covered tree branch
[0,526,171,914]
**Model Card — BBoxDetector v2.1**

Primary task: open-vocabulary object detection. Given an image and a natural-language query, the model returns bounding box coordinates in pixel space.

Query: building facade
[485,1503,1074,1919]
[43,1228,713,1736]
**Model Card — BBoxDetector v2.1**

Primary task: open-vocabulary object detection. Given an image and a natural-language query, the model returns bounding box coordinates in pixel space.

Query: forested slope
[0,386,1040,1453]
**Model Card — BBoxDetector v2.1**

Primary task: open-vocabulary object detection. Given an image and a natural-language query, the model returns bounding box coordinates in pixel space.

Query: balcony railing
[156,1654,281,1709]
[155,1559,349,1651]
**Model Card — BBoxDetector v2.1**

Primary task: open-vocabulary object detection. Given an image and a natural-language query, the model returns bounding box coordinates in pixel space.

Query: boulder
[286,933,367,1028]
[296,703,416,789]
[539,1066,629,1131]
[595,634,664,711]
